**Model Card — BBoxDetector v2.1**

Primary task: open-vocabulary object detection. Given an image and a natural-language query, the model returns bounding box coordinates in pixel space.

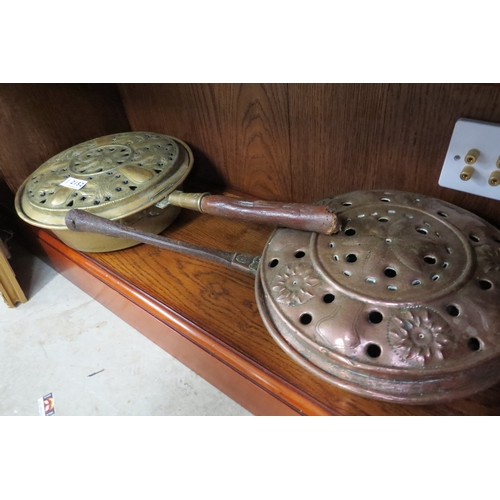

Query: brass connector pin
[460,165,475,181]
[489,170,500,186]
[465,149,480,164]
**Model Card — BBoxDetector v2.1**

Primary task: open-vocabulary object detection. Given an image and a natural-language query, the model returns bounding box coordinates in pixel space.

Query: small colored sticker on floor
[38,393,55,416]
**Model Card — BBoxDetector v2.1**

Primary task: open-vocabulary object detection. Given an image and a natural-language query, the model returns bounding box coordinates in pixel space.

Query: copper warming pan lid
[64,189,500,405]
[258,190,500,404]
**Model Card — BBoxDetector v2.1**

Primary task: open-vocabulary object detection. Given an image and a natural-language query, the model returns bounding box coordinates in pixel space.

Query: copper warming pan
[15,132,338,252]
[64,189,500,405]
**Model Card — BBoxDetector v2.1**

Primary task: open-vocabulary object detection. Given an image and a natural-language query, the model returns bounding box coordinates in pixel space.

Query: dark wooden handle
[64,209,258,276]
[200,196,340,235]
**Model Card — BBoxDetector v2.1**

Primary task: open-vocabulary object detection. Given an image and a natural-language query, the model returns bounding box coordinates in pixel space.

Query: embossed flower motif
[476,245,500,273]
[388,308,454,366]
[272,263,321,306]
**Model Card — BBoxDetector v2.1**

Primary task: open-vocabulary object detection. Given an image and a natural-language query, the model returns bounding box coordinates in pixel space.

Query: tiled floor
[0,243,251,416]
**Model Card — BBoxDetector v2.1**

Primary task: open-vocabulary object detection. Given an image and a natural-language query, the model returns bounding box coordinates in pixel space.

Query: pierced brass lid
[16,132,193,229]
[257,190,500,404]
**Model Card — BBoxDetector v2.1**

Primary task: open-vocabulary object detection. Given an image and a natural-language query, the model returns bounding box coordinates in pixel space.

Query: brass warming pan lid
[257,190,500,404]
[15,132,338,252]
[16,132,192,223]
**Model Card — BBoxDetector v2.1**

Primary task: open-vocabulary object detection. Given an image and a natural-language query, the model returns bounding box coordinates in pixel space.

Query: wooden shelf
[11,204,500,415]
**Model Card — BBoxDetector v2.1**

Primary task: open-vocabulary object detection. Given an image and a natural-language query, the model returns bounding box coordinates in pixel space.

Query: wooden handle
[64,209,259,275]
[199,195,340,235]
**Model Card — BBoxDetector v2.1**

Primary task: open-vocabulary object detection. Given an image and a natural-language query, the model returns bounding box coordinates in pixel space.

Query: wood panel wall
[119,83,500,226]
[2,84,500,227]
[0,84,131,195]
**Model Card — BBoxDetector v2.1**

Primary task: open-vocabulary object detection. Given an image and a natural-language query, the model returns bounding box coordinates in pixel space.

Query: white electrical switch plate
[439,118,500,201]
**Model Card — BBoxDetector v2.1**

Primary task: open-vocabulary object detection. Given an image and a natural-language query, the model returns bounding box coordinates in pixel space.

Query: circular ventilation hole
[416,227,428,235]
[469,234,480,243]
[333,255,340,261]
[446,305,460,317]
[343,270,351,277]
[368,311,383,324]
[269,259,279,268]
[323,294,335,304]
[329,242,335,248]
[299,313,313,325]
[378,217,389,222]
[366,277,377,284]
[437,211,448,217]
[424,256,437,265]
[294,250,305,259]
[384,267,397,278]
[342,202,352,206]
[432,275,440,281]
[345,228,356,236]
[366,344,382,358]
[479,280,492,290]
[442,262,449,269]
[345,254,357,263]
[380,198,391,202]
[467,337,481,351]
[411,279,421,286]
[387,285,398,291]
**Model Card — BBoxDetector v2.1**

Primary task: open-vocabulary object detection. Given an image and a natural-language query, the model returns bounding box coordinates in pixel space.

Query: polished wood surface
[0,84,130,194]
[3,83,500,414]
[0,238,27,308]
[118,84,293,200]
[119,83,500,226]
[8,199,500,415]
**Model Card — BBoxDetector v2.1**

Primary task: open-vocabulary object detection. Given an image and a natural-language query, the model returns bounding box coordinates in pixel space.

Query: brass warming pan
[64,190,500,405]
[15,132,338,252]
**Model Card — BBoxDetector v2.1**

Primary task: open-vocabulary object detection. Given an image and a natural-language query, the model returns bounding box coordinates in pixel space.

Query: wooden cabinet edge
[27,227,331,416]
[0,238,27,307]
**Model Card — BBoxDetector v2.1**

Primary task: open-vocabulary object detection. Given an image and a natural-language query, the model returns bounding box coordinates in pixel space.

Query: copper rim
[257,190,500,404]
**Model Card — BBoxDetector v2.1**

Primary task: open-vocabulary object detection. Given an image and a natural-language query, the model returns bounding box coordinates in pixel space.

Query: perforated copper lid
[257,190,500,404]
[16,132,193,229]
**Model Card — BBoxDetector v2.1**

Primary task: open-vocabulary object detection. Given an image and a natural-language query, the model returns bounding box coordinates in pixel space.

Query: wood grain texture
[8,197,500,416]
[4,83,500,414]
[0,84,131,194]
[25,232,302,416]
[288,83,500,225]
[119,83,500,227]
[118,83,292,200]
